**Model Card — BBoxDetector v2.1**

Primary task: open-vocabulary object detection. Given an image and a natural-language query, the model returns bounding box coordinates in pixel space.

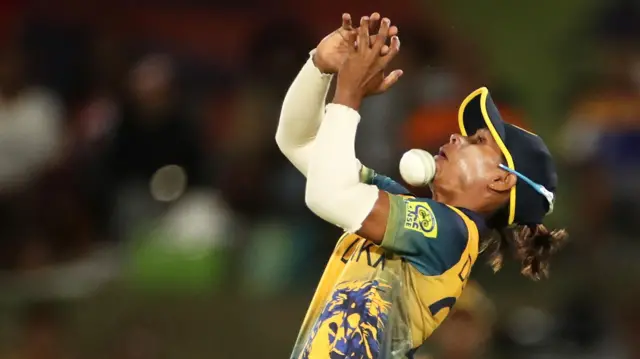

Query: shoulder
[383,195,472,276]
[400,196,469,239]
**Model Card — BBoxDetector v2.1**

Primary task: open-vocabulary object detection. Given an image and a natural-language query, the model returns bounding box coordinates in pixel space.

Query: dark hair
[482,223,568,281]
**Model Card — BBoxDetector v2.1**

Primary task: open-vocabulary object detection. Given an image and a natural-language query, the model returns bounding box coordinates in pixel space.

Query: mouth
[437,147,448,160]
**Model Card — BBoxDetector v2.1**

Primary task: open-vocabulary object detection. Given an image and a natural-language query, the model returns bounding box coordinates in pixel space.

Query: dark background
[0,0,639,358]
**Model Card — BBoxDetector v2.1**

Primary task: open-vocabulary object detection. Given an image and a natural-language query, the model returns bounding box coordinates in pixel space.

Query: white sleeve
[305,104,380,233]
[275,50,333,176]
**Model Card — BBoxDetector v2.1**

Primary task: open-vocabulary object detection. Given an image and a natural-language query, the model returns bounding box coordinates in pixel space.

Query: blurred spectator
[217,19,313,217]
[0,43,67,269]
[108,54,205,187]
[72,26,128,151]
[0,44,64,194]
[102,54,206,237]
[561,38,640,268]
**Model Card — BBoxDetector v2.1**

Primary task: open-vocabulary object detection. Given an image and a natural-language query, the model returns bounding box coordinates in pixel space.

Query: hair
[482,223,568,281]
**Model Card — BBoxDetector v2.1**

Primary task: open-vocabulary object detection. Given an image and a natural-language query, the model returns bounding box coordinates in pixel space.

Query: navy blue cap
[457,87,557,226]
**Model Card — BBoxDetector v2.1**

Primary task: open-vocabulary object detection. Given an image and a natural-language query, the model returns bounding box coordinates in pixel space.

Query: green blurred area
[125,226,226,293]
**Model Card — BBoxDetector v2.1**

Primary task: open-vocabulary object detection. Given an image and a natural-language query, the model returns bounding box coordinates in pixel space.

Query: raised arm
[275,14,356,176]
[306,103,472,270]
[305,15,403,242]
[275,53,332,176]
[276,13,399,177]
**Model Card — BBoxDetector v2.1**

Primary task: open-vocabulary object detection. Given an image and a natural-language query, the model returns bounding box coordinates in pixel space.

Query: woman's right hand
[313,12,398,74]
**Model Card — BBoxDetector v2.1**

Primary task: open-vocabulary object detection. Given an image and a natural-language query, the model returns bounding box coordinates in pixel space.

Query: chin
[430,176,456,201]
[431,172,444,190]
[429,180,442,200]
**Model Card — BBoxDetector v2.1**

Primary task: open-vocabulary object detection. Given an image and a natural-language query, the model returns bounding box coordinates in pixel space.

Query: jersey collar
[457,207,489,237]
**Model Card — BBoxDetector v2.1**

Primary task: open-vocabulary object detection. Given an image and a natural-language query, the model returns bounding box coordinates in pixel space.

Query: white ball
[399,149,436,187]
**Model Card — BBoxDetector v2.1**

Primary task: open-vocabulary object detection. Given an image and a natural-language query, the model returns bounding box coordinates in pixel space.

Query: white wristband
[308,49,335,78]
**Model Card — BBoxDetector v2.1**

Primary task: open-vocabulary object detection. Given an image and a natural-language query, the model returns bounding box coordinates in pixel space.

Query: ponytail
[484,223,568,281]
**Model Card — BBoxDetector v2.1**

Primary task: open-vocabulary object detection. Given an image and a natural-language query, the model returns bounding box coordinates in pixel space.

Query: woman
[276,13,568,359]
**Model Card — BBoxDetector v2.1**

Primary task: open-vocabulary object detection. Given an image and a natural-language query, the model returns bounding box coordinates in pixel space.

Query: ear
[489,172,516,194]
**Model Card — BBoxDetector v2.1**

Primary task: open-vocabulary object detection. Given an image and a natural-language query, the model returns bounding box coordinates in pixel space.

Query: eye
[477,135,486,144]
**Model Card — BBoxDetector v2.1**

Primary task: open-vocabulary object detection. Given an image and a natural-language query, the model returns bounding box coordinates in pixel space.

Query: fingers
[346,29,358,53]
[357,16,370,52]
[377,69,404,93]
[380,35,400,65]
[381,26,398,55]
[372,17,390,51]
[341,13,352,30]
[368,12,381,34]
[350,13,400,66]
[366,26,397,55]
[389,25,398,38]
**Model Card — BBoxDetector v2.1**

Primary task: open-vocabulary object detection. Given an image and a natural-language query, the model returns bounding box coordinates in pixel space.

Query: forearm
[275,51,333,175]
[305,104,379,233]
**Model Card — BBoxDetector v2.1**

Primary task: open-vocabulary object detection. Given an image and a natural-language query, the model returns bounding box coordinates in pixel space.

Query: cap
[457,87,557,226]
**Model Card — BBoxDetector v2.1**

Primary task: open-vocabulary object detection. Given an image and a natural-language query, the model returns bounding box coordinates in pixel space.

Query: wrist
[311,50,334,75]
[333,88,363,111]
[360,165,375,184]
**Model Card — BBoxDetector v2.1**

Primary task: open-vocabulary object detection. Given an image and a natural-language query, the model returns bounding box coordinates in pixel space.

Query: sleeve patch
[403,200,438,238]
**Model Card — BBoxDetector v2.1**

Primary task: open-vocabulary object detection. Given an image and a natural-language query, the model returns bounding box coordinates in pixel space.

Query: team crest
[403,201,438,238]
[300,280,392,359]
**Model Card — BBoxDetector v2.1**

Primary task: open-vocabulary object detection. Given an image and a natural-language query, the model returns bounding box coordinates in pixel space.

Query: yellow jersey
[290,169,483,359]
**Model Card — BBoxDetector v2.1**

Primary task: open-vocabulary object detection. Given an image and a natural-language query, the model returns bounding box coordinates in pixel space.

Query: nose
[449,133,463,145]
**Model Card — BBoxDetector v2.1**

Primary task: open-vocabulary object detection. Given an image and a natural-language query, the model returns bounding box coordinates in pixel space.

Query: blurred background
[0,0,639,358]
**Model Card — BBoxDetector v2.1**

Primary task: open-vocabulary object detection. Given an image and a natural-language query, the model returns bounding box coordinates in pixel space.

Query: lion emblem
[301,280,392,359]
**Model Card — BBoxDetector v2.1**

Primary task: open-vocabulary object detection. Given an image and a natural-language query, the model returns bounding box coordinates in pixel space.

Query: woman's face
[432,128,511,208]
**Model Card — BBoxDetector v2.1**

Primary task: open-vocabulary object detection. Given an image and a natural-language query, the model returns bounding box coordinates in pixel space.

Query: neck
[431,188,503,222]
[432,190,482,213]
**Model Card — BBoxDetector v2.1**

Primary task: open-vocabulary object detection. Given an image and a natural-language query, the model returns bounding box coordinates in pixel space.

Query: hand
[313,12,399,74]
[333,16,402,110]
